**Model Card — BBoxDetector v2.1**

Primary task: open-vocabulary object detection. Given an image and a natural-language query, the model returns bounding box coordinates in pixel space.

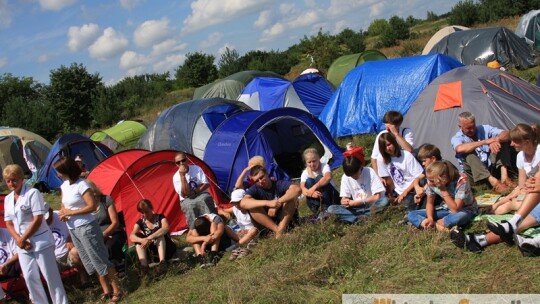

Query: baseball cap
[230,189,246,203]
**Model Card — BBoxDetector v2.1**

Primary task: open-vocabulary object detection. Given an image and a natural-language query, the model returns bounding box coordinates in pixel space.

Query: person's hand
[525,177,540,193]
[140,238,151,249]
[341,198,351,208]
[267,208,277,218]
[66,242,74,251]
[178,163,189,175]
[487,137,502,154]
[421,218,435,230]
[59,207,71,220]
[413,193,424,205]
[311,190,322,199]
[385,123,399,135]
[266,199,281,209]
[397,193,406,204]
[0,264,6,276]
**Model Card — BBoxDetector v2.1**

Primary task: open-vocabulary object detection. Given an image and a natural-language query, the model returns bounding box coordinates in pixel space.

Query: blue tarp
[37,133,113,189]
[203,108,344,193]
[319,54,463,137]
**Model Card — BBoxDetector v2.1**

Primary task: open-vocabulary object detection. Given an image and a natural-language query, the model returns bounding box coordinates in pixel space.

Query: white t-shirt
[172,165,209,201]
[300,162,337,188]
[232,207,255,231]
[0,228,16,266]
[516,144,540,177]
[377,150,423,195]
[4,185,55,252]
[60,178,95,229]
[371,128,414,160]
[48,212,71,260]
[340,167,385,201]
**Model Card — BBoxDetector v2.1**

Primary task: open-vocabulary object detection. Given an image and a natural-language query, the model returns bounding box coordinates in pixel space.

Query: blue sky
[0,0,462,85]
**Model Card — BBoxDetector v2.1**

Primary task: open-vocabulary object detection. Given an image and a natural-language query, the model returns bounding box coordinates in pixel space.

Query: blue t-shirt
[245,180,292,200]
[450,124,504,171]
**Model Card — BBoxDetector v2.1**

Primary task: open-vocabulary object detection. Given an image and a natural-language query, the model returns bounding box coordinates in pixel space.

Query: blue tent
[37,133,113,190]
[203,108,344,193]
[319,54,463,137]
[237,74,334,116]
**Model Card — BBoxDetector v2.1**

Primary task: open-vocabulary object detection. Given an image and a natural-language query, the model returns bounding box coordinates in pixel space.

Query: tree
[426,11,438,21]
[0,73,41,112]
[297,29,342,72]
[175,52,218,89]
[336,28,366,53]
[379,16,410,47]
[448,0,479,27]
[367,19,389,36]
[47,63,103,133]
[218,47,242,78]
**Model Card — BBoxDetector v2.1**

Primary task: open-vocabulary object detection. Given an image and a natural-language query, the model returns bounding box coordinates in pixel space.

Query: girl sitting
[129,199,177,274]
[300,148,340,214]
[407,161,478,231]
[491,123,540,214]
[376,132,423,211]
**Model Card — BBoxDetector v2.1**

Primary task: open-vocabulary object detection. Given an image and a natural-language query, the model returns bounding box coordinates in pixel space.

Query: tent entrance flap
[434,81,463,111]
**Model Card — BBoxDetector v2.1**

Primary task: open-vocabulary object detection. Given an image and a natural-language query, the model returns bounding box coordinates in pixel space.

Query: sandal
[236,248,251,260]
[97,293,110,304]
[229,248,241,261]
[108,291,124,304]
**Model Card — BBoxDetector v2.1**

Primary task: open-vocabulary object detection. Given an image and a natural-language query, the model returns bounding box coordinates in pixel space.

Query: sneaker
[465,234,484,253]
[514,235,540,257]
[487,220,514,246]
[198,255,209,268]
[450,228,466,249]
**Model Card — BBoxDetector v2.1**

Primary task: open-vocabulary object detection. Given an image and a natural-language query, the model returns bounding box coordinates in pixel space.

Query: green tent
[193,70,283,100]
[90,120,147,151]
[327,50,387,87]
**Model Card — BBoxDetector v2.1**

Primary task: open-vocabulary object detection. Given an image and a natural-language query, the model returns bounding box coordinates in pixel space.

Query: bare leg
[276,199,298,238]
[250,207,279,233]
[155,236,167,262]
[135,244,149,267]
[238,228,258,245]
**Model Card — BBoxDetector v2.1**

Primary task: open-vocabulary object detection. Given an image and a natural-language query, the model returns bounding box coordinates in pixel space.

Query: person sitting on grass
[223,189,258,252]
[376,132,424,211]
[130,199,176,275]
[186,213,237,268]
[452,168,540,254]
[411,144,444,210]
[324,147,388,224]
[300,148,340,215]
[240,165,301,239]
[490,123,540,215]
[407,161,478,231]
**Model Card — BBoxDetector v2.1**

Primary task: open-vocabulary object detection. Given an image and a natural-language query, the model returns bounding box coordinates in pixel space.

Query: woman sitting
[129,199,176,275]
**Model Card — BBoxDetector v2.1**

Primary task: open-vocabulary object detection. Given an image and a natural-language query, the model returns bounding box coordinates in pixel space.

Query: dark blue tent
[237,74,334,116]
[37,133,113,190]
[203,108,344,193]
[319,54,463,137]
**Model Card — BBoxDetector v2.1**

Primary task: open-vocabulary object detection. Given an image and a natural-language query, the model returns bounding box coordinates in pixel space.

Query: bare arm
[234,166,254,189]
[240,195,280,210]
[278,184,301,204]
[386,124,412,152]
[102,203,120,238]
[147,217,170,240]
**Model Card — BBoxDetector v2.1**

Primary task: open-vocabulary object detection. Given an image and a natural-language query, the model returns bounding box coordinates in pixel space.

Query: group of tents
[2,12,540,235]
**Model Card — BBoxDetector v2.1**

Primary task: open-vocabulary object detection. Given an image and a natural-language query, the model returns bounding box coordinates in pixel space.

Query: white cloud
[0,0,12,28]
[370,2,384,17]
[37,54,51,63]
[153,54,186,74]
[119,0,141,10]
[133,17,172,48]
[0,57,7,68]
[38,0,76,11]
[88,27,129,61]
[67,23,100,52]
[119,51,151,69]
[254,10,271,28]
[199,32,223,49]
[328,0,377,17]
[126,66,146,77]
[260,23,285,42]
[289,10,319,27]
[279,3,295,15]
[259,9,319,42]
[182,0,271,33]
[151,39,187,56]
[218,43,236,55]
[334,20,347,33]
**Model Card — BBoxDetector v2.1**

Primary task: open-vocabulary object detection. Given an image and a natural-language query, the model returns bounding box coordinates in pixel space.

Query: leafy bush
[448,0,479,27]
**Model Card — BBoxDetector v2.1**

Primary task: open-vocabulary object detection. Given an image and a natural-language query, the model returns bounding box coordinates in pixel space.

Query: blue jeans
[325,197,389,224]
[305,176,340,213]
[407,207,477,228]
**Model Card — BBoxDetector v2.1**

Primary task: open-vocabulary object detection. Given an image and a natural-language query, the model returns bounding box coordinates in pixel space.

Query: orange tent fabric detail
[433,80,463,111]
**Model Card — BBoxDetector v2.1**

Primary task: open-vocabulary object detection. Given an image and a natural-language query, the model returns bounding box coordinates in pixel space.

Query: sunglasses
[175,159,187,165]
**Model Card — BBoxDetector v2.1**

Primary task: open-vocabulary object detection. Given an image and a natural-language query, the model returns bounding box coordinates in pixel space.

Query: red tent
[87,149,228,241]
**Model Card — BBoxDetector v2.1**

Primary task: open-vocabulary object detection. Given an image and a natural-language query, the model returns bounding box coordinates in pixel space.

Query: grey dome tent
[516,9,540,52]
[402,65,540,167]
[428,26,536,69]
[136,98,251,159]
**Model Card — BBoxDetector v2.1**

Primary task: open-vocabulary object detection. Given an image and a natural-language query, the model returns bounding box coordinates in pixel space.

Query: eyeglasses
[175,159,187,165]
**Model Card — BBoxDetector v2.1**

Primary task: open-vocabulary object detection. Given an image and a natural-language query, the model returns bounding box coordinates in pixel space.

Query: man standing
[240,165,300,238]
[172,152,217,228]
[450,112,516,194]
